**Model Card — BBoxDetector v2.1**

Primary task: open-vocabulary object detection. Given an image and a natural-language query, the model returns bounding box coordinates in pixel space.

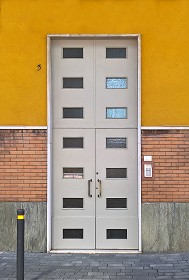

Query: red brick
[0,130,47,202]
[142,129,189,202]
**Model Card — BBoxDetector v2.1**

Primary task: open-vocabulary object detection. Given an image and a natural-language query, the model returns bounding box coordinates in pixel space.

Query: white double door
[51,39,138,249]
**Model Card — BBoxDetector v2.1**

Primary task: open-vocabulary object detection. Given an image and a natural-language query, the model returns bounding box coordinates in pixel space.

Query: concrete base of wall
[2,202,189,253]
[142,202,189,253]
[0,202,47,252]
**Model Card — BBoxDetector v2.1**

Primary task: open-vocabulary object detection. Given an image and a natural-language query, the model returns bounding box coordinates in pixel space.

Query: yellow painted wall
[0,0,189,126]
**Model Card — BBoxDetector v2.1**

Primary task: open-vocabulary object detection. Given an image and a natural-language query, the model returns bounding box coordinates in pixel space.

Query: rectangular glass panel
[63,48,83,58]
[63,78,83,88]
[106,198,127,209]
[107,229,127,239]
[63,137,83,148]
[106,168,127,179]
[63,229,83,239]
[106,48,126,58]
[63,108,83,119]
[106,138,127,148]
[63,168,83,179]
[106,108,127,119]
[106,78,127,89]
[63,198,83,208]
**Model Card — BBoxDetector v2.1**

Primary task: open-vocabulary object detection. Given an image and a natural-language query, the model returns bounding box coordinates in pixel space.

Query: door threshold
[50,250,141,254]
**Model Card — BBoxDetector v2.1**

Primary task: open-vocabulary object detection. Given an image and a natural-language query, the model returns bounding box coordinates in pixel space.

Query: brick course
[142,129,189,202]
[0,130,47,202]
[1,128,189,203]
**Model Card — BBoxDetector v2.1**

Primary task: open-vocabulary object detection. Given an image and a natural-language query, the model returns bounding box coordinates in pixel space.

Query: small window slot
[106,168,127,179]
[106,77,127,89]
[63,48,83,58]
[106,198,127,209]
[63,137,83,148]
[106,48,126,59]
[63,108,83,119]
[63,198,83,209]
[106,138,127,148]
[63,229,83,239]
[106,108,127,119]
[63,168,83,179]
[63,78,83,88]
[107,229,127,239]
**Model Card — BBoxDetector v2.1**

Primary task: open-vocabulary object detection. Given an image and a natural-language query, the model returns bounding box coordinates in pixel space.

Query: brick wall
[1,128,189,203]
[0,130,47,202]
[142,129,189,202]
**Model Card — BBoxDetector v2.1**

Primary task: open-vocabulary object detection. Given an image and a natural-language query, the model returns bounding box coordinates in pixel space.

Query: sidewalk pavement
[1,251,189,280]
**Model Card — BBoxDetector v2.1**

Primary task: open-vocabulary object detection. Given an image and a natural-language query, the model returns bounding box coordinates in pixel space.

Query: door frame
[47,34,141,252]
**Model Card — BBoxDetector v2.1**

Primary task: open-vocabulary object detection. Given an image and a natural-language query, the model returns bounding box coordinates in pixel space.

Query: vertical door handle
[97,179,102,197]
[88,179,92,197]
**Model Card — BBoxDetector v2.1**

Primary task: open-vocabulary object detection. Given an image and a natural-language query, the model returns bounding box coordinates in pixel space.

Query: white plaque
[144,155,152,162]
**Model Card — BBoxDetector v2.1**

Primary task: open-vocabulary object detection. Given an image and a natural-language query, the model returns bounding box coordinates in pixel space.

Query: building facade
[1,0,189,252]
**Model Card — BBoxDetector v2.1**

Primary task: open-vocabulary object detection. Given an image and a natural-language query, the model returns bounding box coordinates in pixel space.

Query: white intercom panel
[144,164,153,178]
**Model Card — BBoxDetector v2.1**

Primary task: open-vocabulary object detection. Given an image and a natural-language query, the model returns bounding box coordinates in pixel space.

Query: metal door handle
[97,179,102,197]
[88,179,92,197]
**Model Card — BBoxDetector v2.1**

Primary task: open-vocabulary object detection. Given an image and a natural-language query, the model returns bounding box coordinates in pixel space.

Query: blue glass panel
[106,108,127,119]
[106,78,127,89]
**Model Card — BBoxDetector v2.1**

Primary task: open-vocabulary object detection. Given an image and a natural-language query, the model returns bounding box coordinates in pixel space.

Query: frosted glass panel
[106,78,127,89]
[63,168,83,179]
[106,138,127,148]
[106,108,127,119]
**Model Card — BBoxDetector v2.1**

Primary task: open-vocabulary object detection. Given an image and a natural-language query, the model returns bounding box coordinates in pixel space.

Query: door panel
[53,129,95,216]
[96,129,138,249]
[52,217,95,249]
[52,129,95,249]
[95,40,138,128]
[96,217,138,249]
[51,40,95,128]
[96,129,138,217]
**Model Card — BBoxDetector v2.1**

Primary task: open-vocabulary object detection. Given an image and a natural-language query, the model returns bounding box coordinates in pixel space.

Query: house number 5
[37,64,41,71]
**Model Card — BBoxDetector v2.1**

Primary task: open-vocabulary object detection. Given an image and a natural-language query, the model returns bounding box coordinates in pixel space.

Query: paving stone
[1,252,189,279]
[156,277,172,279]
[173,277,189,279]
